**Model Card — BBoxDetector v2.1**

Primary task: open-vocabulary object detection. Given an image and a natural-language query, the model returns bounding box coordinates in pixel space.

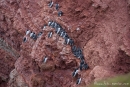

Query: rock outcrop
[0,0,130,87]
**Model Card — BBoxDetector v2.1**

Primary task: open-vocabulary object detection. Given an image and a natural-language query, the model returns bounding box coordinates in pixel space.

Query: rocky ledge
[0,0,130,87]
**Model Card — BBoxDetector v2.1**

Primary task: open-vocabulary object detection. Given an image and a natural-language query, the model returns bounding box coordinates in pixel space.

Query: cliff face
[0,48,16,87]
[0,0,130,87]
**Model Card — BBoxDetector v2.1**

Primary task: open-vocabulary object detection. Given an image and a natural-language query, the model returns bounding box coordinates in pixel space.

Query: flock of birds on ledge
[23,0,89,85]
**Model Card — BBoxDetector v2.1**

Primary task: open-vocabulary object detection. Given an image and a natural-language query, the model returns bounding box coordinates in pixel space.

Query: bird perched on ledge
[48,0,53,8]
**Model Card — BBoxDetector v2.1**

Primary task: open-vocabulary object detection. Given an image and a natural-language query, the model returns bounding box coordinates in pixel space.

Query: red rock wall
[0,49,16,87]
[0,0,130,87]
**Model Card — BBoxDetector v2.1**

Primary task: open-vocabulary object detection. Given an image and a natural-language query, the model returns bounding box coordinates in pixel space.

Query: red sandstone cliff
[0,0,130,87]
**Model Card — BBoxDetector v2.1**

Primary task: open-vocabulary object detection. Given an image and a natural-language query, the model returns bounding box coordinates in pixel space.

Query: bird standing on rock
[43,56,48,63]
[55,3,59,10]
[58,11,63,16]
[49,0,53,8]
[66,38,70,45]
[56,27,61,34]
[26,30,30,35]
[32,33,37,40]
[69,39,74,46]
[76,78,81,85]
[30,32,34,38]
[37,32,43,38]
[59,29,65,37]
[80,63,89,70]
[23,37,27,42]
[43,24,47,30]
[50,21,55,28]
[72,68,79,77]
[48,21,53,26]
[48,31,53,38]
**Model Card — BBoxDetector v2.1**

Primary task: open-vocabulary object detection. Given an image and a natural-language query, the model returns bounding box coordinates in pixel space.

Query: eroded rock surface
[0,49,16,87]
[0,0,130,87]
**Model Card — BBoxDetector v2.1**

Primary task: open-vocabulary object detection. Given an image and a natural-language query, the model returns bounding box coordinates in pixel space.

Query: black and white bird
[71,46,84,59]
[72,45,77,52]
[43,56,48,63]
[80,59,85,70]
[71,46,78,57]
[54,22,58,29]
[76,78,81,85]
[80,59,89,70]
[80,59,85,64]
[69,39,74,46]
[58,11,63,16]
[56,27,61,34]
[66,38,70,44]
[48,0,53,8]
[32,33,37,40]
[37,32,43,38]
[59,30,65,37]
[23,37,27,42]
[48,21,53,26]
[78,55,84,59]
[80,63,89,70]
[84,64,89,70]
[65,36,72,45]
[26,30,30,35]
[80,55,85,63]
[62,32,68,38]
[48,31,53,38]
[50,21,55,28]
[43,24,47,30]
[30,32,34,38]
[55,3,59,10]
[75,48,83,58]
[72,68,79,77]
[60,31,64,37]
[56,25,62,32]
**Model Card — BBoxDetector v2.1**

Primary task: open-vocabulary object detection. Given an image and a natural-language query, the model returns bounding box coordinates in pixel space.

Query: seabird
[49,0,53,8]
[69,39,74,46]
[30,32,34,38]
[26,30,30,35]
[78,54,84,60]
[58,11,63,16]
[80,60,89,70]
[60,30,65,37]
[54,22,58,29]
[72,68,79,77]
[55,3,59,10]
[83,63,89,70]
[23,37,27,42]
[76,48,83,58]
[48,31,53,38]
[72,45,77,52]
[67,38,70,44]
[43,24,47,30]
[48,21,53,26]
[63,32,68,38]
[76,78,81,85]
[37,32,43,38]
[32,33,37,40]
[43,57,48,63]
[50,21,55,28]
[80,59,85,70]
[56,27,61,34]
[56,24,62,29]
